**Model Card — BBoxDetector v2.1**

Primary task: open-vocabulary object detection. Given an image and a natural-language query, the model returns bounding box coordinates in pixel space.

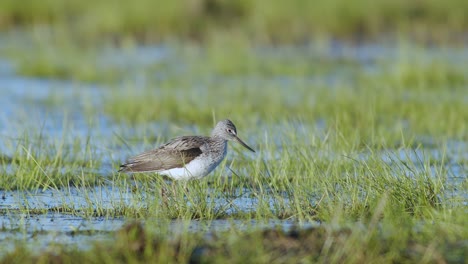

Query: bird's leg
[161,185,169,208]
[171,182,177,197]
[183,181,189,194]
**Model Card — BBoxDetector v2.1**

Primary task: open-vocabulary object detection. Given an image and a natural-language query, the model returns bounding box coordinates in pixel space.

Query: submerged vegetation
[0,0,467,263]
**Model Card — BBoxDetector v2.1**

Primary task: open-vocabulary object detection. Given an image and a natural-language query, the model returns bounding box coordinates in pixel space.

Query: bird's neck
[210,134,226,141]
[209,136,227,150]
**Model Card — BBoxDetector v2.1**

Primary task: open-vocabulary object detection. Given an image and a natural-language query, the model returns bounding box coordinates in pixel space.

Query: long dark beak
[234,135,255,152]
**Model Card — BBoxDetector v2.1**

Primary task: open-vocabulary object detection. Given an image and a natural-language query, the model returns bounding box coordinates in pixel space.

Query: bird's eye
[227,129,234,134]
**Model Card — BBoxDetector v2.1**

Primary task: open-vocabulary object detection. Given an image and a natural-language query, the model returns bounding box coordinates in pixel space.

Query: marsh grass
[0,126,102,190]
[1,206,466,263]
[0,112,465,263]
[2,126,456,221]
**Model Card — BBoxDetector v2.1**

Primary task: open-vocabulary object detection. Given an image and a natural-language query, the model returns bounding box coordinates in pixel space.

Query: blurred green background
[0,1,467,263]
[1,0,467,43]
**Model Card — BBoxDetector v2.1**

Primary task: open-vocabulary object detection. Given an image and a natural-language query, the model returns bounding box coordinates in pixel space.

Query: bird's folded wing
[119,136,206,172]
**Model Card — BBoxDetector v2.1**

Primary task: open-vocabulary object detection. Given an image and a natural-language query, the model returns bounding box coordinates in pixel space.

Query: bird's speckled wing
[119,136,207,173]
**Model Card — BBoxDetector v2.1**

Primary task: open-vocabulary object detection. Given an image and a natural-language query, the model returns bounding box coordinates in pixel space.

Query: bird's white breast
[158,142,227,180]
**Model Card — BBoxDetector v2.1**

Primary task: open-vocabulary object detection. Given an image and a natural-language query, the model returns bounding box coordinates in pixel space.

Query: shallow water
[0,213,314,255]
[0,213,123,254]
[0,37,466,251]
[0,185,306,254]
